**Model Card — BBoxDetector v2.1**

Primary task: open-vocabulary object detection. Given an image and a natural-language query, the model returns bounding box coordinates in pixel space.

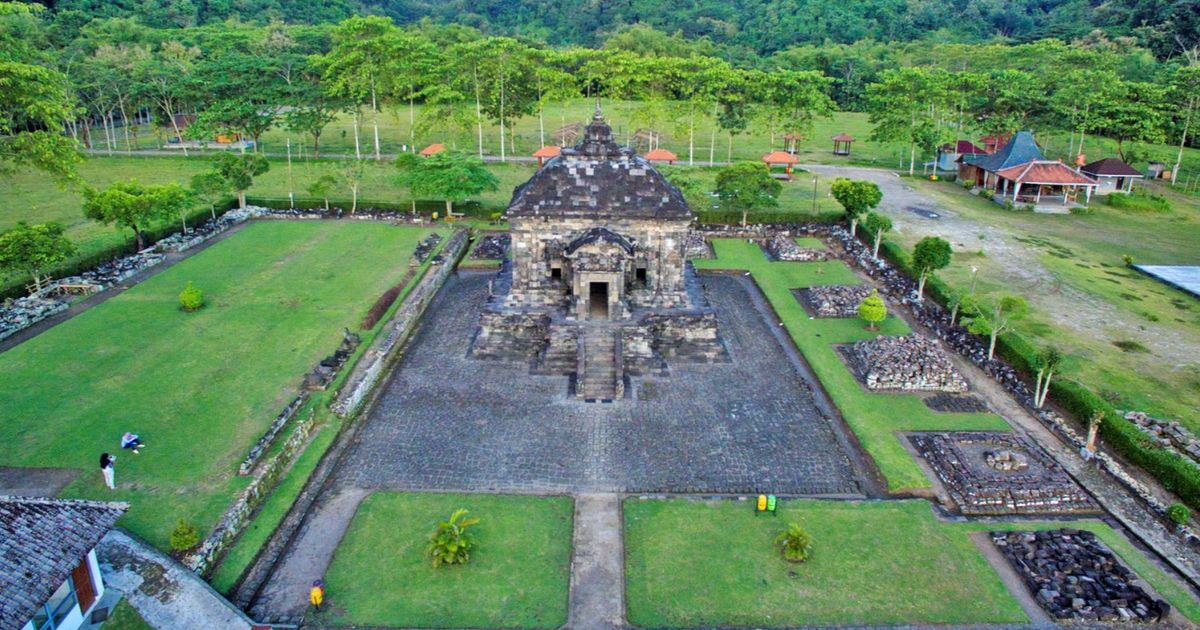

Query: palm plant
[774,523,812,563]
[427,508,480,567]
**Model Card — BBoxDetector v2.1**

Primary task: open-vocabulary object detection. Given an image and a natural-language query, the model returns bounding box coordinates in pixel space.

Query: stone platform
[334,271,867,496]
[910,432,1098,515]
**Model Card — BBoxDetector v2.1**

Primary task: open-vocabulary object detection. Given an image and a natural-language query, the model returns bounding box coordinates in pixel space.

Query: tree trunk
[850,217,859,237]
[741,208,748,227]
[1034,370,1044,407]
[688,107,695,166]
[1173,101,1193,185]
[908,142,916,176]
[727,131,733,162]
[371,85,381,160]
[313,132,321,159]
[209,203,216,221]
[473,65,484,159]
[325,197,331,211]
[118,100,132,153]
[950,301,960,326]
[1038,369,1054,407]
[539,105,545,148]
[499,72,507,162]
[917,271,927,301]
[133,225,144,250]
[351,185,358,214]
[167,104,187,157]
[238,190,246,209]
[987,332,998,360]
[445,199,453,217]
[409,90,416,151]
[872,231,882,258]
[352,108,361,160]
[181,214,187,234]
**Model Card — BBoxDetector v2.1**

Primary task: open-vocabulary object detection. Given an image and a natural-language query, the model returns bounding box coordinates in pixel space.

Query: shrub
[1122,254,1135,267]
[775,523,812,563]
[979,188,994,200]
[1003,199,1015,211]
[427,508,480,567]
[1107,190,1170,213]
[1020,203,1037,212]
[361,280,406,329]
[1069,205,1094,215]
[857,289,887,330]
[1168,503,1190,526]
[170,520,200,552]
[178,281,205,312]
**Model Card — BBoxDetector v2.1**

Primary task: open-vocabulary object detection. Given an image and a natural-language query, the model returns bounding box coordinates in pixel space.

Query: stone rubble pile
[801,285,872,318]
[302,329,361,391]
[910,432,1097,515]
[412,233,443,264]
[992,530,1170,622]
[470,233,510,260]
[258,207,427,223]
[765,234,830,261]
[0,296,69,342]
[684,232,712,259]
[848,334,968,392]
[1124,411,1200,465]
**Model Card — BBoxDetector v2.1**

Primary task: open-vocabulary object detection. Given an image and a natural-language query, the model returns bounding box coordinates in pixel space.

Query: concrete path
[247,486,369,624]
[568,493,626,630]
[97,529,254,630]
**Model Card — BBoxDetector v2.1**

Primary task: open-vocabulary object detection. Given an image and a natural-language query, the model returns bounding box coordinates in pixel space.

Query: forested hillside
[31,0,1200,59]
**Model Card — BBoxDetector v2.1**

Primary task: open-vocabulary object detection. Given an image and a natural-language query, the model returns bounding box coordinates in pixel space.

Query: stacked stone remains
[1125,411,1200,465]
[0,296,68,342]
[846,334,968,392]
[684,232,712,259]
[923,392,989,413]
[798,285,873,318]
[470,233,510,260]
[302,329,361,391]
[991,529,1169,622]
[412,233,443,264]
[765,234,830,261]
[910,432,1098,515]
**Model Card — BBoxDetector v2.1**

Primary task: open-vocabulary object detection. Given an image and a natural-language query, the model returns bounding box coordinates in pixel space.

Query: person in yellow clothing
[309,579,325,612]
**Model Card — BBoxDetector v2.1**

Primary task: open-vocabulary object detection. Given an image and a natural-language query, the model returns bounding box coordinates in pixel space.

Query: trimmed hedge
[878,234,1200,511]
[0,198,238,301]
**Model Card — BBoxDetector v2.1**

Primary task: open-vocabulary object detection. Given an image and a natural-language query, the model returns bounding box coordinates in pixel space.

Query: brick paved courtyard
[335,271,868,495]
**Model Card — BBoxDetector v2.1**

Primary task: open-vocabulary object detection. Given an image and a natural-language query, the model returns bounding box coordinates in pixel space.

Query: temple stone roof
[565,227,635,256]
[505,105,693,221]
[0,496,127,629]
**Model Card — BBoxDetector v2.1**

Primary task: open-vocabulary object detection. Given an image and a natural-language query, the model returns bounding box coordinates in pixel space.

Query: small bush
[1003,199,1015,211]
[170,520,200,552]
[1122,254,1135,267]
[1107,190,1170,213]
[979,188,994,200]
[427,508,480,567]
[775,523,812,563]
[1069,205,1095,215]
[178,282,205,312]
[1020,203,1037,212]
[857,289,887,330]
[1168,503,1190,525]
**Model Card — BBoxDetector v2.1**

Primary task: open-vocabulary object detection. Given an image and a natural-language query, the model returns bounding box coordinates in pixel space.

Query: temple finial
[593,97,603,120]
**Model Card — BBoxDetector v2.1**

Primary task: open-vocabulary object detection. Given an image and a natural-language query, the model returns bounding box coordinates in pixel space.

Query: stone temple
[472,105,726,400]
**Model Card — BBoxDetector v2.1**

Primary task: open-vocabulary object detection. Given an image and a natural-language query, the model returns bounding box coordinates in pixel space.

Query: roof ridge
[0,495,130,511]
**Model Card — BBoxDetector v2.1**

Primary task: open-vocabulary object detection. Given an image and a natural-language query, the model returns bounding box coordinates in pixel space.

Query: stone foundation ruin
[472,105,726,400]
[795,284,873,318]
[764,234,830,262]
[992,529,1169,622]
[843,334,968,392]
[910,432,1098,515]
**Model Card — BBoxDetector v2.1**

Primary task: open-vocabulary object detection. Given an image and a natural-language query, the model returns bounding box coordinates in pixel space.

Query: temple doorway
[588,282,609,319]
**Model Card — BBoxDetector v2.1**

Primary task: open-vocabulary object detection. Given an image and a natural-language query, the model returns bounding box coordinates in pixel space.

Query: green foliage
[0,221,75,291]
[714,161,781,225]
[1122,254,1135,267]
[0,56,80,184]
[427,508,480,567]
[305,173,339,210]
[178,281,204,312]
[830,178,882,232]
[170,519,200,552]
[212,153,269,207]
[401,151,499,215]
[857,289,887,330]
[979,188,994,200]
[1168,503,1190,526]
[965,294,1029,360]
[1107,190,1170,213]
[82,179,188,249]
[774,522,812,563]
[861,211,892,256]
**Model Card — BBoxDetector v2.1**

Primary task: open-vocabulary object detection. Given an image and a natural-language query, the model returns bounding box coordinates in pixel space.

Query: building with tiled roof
[1,496,127,630]
[937,139,986,170]
[762,150,800,178]
[958,132,1098,208]
[642,147,677,164]
[1081,157,1144,194]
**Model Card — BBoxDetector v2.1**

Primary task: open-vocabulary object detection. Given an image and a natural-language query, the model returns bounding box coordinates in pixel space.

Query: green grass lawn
[0,221,431,549]
[101,600,153,630]
[318,492,573,629]
[624,497,1200,627]
[898,179,1200,428]
[694,238,1010,490]
[625,498,1025,627]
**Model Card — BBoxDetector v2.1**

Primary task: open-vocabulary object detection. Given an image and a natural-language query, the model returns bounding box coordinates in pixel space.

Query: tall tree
[136,40,199,157]
[830,178,882,237]
[81,179,177,249]
[911,236,952,301]
[1169,65,1200,184]
[407,151,499,216]
[1090,79,1167,161]
[319,16,398,160]
[212,152,269,209]
[715,161,782,226]
[966,294,1029,360]
[862,211,893,259]
[867,67,951,175]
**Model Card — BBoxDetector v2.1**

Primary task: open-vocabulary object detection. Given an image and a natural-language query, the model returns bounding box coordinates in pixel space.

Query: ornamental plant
[857,289,887,330]
[179,281,205,312]
[775,522,812,563]
[1168,503,1190,526]
[170,520,200,552]
[427,508,480,567]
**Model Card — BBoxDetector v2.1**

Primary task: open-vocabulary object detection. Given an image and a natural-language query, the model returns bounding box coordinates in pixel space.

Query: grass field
[318,492,573,629]
[624,497,1200,627]
[895,179,1200,429]
[693,238,1010,490]
[0,221,431,549]
[102,600,153,630]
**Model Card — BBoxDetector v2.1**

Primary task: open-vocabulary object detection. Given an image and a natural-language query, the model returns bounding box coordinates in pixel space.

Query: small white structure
[1080,157,1144,195]
[1,496,127,630]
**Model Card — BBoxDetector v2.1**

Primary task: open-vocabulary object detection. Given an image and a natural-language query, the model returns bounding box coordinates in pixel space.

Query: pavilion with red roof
[643,147,678,164]
[532,145,561,167]
[960,131,1098,209]
[762,150,800,178]
[419,143,445,157]
[832,133,855,156]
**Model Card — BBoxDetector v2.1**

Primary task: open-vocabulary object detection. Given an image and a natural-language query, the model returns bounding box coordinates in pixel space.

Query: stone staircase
[577,326,623,401]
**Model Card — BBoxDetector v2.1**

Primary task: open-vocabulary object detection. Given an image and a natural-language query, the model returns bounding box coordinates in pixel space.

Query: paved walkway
[568,494,626,630]
[97,529,254,630]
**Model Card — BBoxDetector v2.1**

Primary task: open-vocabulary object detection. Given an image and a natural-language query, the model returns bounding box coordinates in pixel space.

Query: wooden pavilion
[832,133,855,156]
[553,123,583,147]
[783,133,804,153]
[762,150,800,179]
[533,145,561,167]
[419,143,445,157]
[643,148,677,164]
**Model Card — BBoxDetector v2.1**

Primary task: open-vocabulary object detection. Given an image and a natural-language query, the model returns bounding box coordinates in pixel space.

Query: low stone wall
[0,296,68,342]
[332,229,470,418]
[1125,411,1200,466]
[412,233,443,265]
[992,529,1170,622]
[470,233,510,260]
[237,393,309,476]
[185,407,318,575]
[845,334,968,392]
